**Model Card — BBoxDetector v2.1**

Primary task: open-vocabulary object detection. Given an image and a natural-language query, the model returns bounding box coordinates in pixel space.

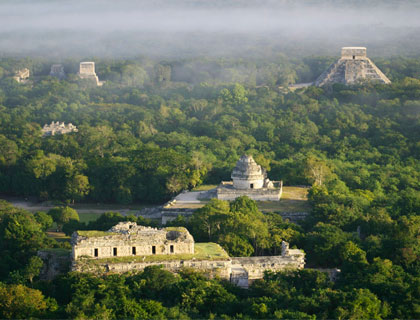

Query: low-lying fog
[1,0,420,58]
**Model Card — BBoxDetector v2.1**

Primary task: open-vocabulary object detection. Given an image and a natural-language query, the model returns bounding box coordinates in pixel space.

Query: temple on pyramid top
[314,47,391,86]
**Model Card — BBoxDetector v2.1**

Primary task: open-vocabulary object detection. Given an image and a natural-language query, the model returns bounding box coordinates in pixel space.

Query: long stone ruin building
[315,47,391,86]
[78,61,103,86]
[217,155,282,201]
[72,223,194,260]
[71,222,305,287]
[42,121,78,136]
[50,64,65,79]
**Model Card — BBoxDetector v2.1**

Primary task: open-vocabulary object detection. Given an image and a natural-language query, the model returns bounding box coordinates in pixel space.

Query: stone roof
[231,155,265,181]
[73,222,194,244]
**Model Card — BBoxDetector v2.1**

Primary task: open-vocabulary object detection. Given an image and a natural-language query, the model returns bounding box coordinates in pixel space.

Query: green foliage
[0,283,55,319]
[34,211,53,231]
[48,206,79,229]
[0,209,49,280]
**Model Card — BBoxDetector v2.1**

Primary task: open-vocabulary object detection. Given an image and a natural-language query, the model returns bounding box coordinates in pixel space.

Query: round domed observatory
[231,155,266,190]
[217,155,282,201]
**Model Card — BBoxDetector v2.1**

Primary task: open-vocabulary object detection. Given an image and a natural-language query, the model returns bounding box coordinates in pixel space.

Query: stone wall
[231,253,305,280]
[217,185,282,201]
[72,249,304,284]
[72,258,232,279]
[38,249,71,281]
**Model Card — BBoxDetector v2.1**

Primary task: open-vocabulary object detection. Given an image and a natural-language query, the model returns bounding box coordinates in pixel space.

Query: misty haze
[1,0,420,57]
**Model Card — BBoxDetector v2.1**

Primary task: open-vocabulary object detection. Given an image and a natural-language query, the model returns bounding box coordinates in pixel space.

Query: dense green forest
[0,53,419,318]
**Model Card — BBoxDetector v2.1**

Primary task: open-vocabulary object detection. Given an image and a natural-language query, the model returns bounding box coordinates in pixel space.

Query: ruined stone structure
[71,222,305,287]
[315,47,391,87]
[50,64,65,79]
[230,242,305,287]
[42,121,78,137]
[217,155,282,201]
[13,68,30,83]
[72,223,194,260]
[78,61,103,86]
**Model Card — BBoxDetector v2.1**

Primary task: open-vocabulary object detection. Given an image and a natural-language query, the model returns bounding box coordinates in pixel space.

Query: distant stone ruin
[217,155,282,201]
[50,64,65,79]
[77,61,104,86]
[13,68,30,83]
[71,222,305,288]
[315,47,391,86]
[42,121,78,136]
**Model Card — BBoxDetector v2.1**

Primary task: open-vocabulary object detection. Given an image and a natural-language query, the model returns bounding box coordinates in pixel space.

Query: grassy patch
[194,242,229,259]
[77,230,118,237]
[72,203,147,210]
[258,200,311,213]
[46,231,70,242]
[281,186,309,201]
[192,184,218,191]
[78,212,105,224]
[80,242,229,265]
[164,227,188,233]
[258,186,311,213]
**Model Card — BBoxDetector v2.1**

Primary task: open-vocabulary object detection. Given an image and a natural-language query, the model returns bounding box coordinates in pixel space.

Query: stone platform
[216,181,282,201]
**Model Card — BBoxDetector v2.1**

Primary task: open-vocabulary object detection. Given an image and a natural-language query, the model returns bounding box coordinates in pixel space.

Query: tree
[65,174,90,204]
[304,156,332,186]
[0,210,47,279]
[33,211,53,231]
[23,256,43,284]
[304,223,352,267]
[189,199,230,241]
[218,233,254,256]
[48,206,79,230]
[0,134,18,166]
[333,288,388,320]
[0,284,52,319]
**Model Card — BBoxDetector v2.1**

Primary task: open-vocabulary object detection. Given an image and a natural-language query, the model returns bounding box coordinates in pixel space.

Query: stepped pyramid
[314,47,391,87]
